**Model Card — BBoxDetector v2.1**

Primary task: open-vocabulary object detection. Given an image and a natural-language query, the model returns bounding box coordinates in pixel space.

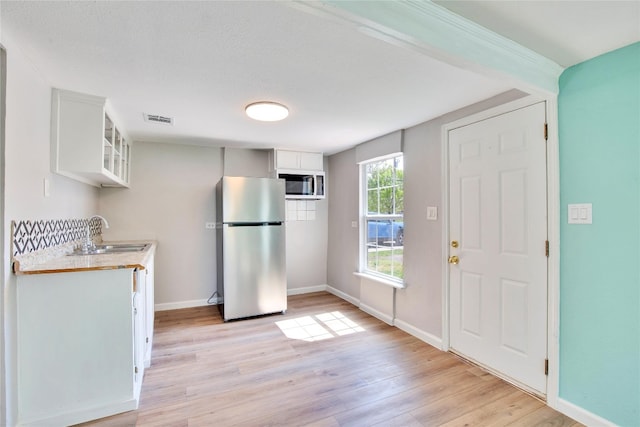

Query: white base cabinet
[143,255,155,368]
[16,255,155,426]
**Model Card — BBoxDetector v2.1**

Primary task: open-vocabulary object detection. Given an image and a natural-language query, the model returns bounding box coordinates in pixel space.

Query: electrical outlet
[205,222,216,229]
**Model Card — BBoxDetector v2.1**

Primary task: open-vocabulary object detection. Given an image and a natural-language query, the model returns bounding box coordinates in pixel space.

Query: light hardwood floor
[78,292,581,427]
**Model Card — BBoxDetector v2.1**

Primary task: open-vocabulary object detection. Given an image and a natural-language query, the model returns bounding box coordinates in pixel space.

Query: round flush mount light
[245,101,289,122]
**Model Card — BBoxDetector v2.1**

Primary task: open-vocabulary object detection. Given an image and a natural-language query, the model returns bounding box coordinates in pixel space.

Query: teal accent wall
[559,42,640,426]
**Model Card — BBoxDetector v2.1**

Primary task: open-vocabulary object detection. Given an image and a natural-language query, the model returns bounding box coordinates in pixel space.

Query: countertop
[13,240,157,275]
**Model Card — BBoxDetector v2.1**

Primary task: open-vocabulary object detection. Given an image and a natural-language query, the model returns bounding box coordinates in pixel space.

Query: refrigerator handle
[227,222,283,227]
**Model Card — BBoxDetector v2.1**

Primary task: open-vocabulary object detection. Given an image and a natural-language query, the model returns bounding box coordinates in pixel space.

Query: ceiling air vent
[143,113,174,125]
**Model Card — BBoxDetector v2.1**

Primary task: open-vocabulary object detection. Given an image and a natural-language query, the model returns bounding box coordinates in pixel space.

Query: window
[362,155,404,282]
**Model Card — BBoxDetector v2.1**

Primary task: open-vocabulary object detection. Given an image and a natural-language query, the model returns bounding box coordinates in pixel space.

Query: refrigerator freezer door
[222,224,287,320]
[221,176,285,223]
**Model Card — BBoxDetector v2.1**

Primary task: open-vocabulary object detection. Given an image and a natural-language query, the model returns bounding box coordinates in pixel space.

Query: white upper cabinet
[51,88,131,188]
[274,150,324,171]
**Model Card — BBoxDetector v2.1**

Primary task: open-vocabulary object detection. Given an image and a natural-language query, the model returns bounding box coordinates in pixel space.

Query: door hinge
[545,240,549,257]
[146,337,149,343]
[544,123,549,141]
[135,366,139,374]
[544,359,549,375]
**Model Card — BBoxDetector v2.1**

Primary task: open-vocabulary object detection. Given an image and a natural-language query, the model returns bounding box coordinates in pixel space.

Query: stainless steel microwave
[277,170,325,199]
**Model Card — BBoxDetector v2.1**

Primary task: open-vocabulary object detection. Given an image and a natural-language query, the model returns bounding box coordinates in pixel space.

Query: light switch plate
[43,178,50,197]
[568,203,592,224]
[427,206,438,220]
[351,221,358,228]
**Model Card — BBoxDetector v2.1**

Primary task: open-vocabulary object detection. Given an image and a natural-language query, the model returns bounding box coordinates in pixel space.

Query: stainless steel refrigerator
[216,176,287,321]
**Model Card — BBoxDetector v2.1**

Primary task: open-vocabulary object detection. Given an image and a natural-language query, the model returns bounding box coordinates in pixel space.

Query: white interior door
[448,102,548,395]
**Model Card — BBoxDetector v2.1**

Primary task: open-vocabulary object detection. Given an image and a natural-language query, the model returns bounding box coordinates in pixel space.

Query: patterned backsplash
[11,218,103,257]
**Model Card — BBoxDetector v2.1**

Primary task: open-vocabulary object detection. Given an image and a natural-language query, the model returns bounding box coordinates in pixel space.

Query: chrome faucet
[83,215,110,251]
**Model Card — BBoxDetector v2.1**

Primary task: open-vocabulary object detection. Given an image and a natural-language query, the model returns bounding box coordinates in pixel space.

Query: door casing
[440,95,560,405]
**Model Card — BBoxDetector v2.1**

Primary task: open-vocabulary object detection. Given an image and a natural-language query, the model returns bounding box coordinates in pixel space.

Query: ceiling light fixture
[245,101,289,122]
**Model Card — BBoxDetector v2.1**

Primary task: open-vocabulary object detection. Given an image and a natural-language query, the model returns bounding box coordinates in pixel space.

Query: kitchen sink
[95,244,149,250]
[68,243,150,256]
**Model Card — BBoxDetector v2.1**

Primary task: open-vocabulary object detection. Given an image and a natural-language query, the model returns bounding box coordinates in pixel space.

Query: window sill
[353,272,406,289]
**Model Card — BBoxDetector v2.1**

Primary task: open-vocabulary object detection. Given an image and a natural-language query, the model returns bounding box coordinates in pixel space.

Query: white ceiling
[2,1,638,155]
[434,0,640,68]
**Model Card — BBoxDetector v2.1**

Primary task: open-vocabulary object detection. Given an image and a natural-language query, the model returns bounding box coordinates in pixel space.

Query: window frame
[359,154,404,285]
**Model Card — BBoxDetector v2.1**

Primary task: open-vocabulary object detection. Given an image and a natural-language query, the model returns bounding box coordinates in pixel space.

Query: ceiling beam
[292,0,564,95]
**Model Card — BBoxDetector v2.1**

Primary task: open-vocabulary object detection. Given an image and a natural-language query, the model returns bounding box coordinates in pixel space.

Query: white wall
[326,148,360,298]
[222,147,270,177]
[2,32,99,426]
[285,198,328,292]
[99,141,223,309]
[327,90,527,344]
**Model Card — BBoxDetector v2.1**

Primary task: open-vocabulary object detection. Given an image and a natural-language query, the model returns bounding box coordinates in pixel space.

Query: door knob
[448,255,459,265]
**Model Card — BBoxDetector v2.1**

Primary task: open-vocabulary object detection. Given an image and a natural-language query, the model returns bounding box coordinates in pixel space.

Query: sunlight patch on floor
[275,311,365,342]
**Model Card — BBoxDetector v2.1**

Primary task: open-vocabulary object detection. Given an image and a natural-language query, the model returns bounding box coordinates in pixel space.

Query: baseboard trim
[359,303,394,325]
[552,398,615,427]
[155,299,211,312]
[326,285,360,307]
[154,287,331,312]
[288,285,328,295]
[394,318,443,350]
[18,399,137,427]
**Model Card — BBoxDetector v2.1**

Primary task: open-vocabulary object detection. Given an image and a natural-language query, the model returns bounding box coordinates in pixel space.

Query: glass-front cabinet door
[103,113,114,172]
[102,112,130,184]
[113,128,122,177]
[122,141,130,184]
